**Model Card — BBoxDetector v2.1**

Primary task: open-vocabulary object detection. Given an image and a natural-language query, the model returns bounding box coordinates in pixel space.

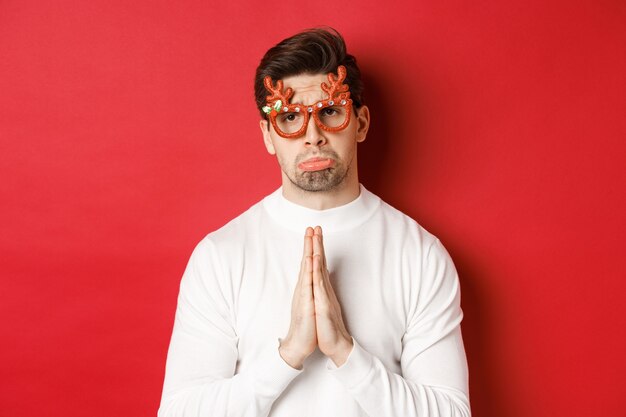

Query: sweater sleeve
[158,239,302,417]
[327,239,471,417]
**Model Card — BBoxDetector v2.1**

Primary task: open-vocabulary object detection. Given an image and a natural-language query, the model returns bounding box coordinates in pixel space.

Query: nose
[304,116,327,147]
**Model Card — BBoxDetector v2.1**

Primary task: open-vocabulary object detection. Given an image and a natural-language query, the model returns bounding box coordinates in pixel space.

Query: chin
[290,168,349,192]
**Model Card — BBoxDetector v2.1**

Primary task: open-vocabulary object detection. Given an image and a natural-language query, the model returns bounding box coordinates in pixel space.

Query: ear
[259,119,276,155]
[354,105,370,143]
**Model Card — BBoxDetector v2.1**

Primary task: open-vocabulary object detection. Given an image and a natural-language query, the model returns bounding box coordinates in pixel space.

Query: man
[158,28,470,417]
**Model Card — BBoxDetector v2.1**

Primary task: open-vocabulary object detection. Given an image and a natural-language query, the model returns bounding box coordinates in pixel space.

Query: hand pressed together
[279,226,353,369]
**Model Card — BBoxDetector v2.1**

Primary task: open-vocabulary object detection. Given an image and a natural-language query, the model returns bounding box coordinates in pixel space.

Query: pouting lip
[300,157,334,164]
[298,157,335,172]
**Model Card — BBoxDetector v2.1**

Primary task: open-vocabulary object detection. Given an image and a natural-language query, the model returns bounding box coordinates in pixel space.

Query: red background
[1,1,624,416]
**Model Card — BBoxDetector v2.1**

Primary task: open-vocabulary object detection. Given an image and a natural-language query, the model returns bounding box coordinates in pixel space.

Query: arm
[327,238,471,417]
[157,239,301,417]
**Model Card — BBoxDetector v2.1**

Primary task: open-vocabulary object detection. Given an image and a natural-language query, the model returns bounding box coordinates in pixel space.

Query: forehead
[281,72,328,104]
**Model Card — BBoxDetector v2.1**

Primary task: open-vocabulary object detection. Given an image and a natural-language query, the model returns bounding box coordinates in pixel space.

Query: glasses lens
[317,105,349,129]
[275,110,306,135]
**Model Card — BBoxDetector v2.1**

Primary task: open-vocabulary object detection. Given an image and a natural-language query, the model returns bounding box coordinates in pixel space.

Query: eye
[279,112,299,123]
[320,106,343,117]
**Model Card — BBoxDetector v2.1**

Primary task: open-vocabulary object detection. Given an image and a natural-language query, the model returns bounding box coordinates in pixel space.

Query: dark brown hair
[254,27,364,119]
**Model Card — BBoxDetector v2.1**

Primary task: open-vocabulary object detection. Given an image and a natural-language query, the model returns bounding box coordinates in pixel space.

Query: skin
[258,72,370,368]
[260,73,370,211]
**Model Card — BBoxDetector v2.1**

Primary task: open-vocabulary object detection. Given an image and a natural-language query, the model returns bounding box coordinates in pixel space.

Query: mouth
[298,157,335,172]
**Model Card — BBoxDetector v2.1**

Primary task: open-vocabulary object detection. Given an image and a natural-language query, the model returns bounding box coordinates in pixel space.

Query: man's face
[260,72,369,192]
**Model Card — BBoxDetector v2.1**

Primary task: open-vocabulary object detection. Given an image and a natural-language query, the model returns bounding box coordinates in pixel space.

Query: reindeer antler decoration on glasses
[263,65,353,139]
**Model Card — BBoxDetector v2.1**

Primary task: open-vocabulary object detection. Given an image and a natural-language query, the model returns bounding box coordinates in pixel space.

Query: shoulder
[191,192,270,257]
[370,190,440,251]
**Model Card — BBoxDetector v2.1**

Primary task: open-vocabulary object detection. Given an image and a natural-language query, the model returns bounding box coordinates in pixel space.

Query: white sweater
[158,185,470,417]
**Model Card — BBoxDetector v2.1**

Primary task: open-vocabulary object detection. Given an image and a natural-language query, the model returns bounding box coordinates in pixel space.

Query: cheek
[337,129,359,153]
[271,139,299,165]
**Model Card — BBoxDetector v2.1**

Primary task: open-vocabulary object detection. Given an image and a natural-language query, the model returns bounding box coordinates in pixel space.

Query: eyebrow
[288,91,328,106]
[288,87,325,102]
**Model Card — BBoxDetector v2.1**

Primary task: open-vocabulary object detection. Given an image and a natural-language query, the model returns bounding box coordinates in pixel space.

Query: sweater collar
[262,184,381,234]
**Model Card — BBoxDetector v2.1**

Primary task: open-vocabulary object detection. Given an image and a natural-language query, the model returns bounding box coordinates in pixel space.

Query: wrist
[329,337,354,367]
[278,340,306,370]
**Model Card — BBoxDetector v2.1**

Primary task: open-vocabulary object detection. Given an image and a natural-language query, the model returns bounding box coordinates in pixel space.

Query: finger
[312,229,319,256]
[311,255,323,296]
[312,253,325,300]
[313,227,328,277]
[300,255,314,299]
[303,227,314,258]
[296,228,314,295]
[299,227,313,273]
[302,227,314,265]
[317,226,327,270]
[324,272,341,308]
[313,226,323,258]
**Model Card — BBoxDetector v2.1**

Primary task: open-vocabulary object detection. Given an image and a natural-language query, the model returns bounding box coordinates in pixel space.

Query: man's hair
[254,27,364,119]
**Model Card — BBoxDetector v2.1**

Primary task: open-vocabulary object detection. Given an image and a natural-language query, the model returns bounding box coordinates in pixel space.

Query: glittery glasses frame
[263,65,353,139]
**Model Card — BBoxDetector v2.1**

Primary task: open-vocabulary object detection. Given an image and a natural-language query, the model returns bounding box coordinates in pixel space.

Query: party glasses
[263,65,353,139]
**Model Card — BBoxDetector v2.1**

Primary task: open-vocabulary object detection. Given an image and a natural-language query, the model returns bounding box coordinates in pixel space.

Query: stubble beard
[281,151,352,192]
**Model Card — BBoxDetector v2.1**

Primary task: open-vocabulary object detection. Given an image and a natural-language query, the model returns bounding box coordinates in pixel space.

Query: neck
[281,170,361,210]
